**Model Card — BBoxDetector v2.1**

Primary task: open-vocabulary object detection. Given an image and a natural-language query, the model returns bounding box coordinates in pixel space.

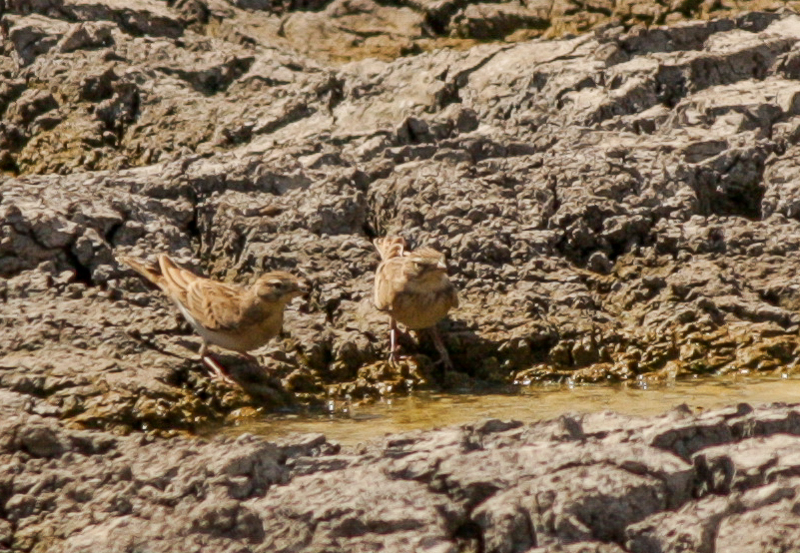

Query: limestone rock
[3,397,800,552]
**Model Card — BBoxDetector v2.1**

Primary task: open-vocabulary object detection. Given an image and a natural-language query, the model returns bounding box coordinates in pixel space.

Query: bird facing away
[117,254,306,384]
[373,236,459,369]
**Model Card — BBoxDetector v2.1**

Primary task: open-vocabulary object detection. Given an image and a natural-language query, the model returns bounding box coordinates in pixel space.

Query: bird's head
[254,271,308,303]
[406,248,449,282]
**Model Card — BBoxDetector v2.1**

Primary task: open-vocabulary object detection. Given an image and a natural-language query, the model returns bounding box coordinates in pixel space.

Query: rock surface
[2,391,800,552]
[6,0,800,429]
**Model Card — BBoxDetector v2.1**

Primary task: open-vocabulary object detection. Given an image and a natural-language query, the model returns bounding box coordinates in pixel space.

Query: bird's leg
[202,356,237,385]
[430,326,454,372]
[388,317,400,365]
[198,342,237,386]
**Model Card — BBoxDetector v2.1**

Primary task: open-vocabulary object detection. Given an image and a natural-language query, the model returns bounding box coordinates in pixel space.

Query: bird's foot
[434,356,455,372]
[202,355,238,386]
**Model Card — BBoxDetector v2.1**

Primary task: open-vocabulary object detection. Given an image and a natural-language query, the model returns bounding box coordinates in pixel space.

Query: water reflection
[221,374,800,446]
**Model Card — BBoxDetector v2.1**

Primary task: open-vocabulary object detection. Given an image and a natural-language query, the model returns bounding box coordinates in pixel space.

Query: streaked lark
[373,236,459,369]
[118,254,306,384]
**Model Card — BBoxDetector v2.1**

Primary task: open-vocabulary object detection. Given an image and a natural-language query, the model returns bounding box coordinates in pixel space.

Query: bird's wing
[373,257,407,311]
[158,255,245,331]
[184,280,247,331]
[410,246,456,307]
[444,280,459,310]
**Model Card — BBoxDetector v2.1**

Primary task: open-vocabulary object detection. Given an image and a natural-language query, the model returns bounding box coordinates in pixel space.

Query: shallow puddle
[220,374,800,446]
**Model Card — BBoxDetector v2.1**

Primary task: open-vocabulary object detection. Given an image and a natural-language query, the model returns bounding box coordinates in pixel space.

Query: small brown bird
[117,254,306,384]
[373,236,459,369]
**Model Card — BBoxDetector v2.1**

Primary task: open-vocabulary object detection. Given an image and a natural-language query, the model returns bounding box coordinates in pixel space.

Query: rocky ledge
[6,1,800,429]
[2,389,800,552]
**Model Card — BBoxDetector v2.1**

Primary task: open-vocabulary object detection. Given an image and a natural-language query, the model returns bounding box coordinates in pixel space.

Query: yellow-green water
[223,375,800,446]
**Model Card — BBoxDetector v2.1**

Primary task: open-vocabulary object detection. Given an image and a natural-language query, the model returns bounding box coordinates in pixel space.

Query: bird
[373,236,459,370]
[117,253,306,385]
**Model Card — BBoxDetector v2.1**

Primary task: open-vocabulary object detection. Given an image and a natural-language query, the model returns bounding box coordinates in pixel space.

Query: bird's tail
[117,254,165,287]
[156,254,198,294]
[373,236,406,261]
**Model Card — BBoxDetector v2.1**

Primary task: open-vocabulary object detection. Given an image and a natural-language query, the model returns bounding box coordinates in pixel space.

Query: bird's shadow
[407,317,516,389]
[170,339,294,405]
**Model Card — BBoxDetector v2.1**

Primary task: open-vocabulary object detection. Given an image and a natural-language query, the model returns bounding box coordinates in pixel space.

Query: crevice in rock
[692,150,768,220]
[104,224,126,252]
[251,101,314,138]
[655,65,688,108]
[452,520,484,552]
[154,56,256,96]
[185,205,202,246]
[63,247,95,287]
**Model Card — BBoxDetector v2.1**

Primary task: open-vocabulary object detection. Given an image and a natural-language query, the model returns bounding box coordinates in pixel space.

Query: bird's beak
[436,259,448,272]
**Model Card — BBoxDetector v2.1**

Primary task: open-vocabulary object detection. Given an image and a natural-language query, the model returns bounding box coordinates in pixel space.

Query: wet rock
[450,3,548,40]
